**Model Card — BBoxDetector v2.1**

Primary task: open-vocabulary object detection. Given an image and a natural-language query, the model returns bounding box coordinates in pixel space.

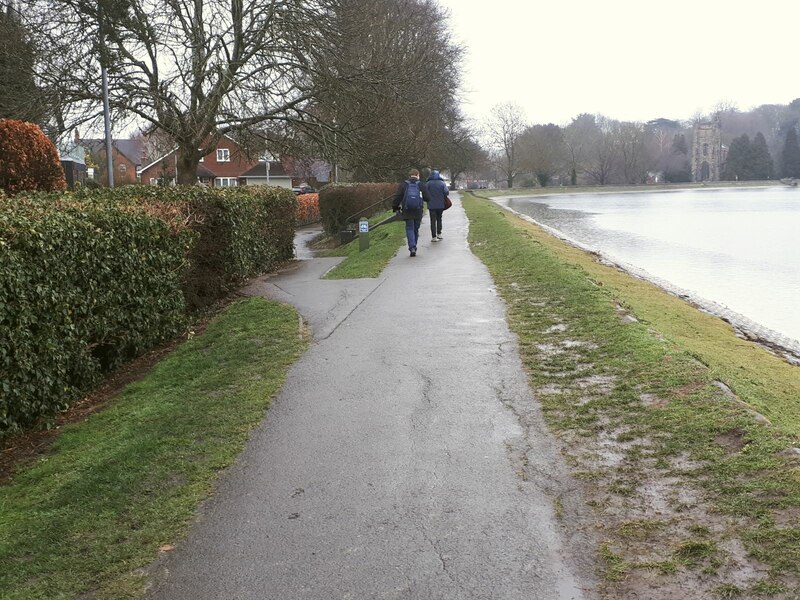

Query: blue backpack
[402,180,423,211]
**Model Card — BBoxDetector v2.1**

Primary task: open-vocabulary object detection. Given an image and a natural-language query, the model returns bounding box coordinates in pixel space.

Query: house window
[216,177,238,187]
[216,148,230,162]
[703,143,708,156]
[118,163,127,174]
[198,149,204,162]
[149,178,157,185]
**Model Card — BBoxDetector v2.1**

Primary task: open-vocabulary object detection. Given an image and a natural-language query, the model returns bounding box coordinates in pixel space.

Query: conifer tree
[0,8,47,125]
[780,127,800,178]
[722,134,752,180]
[750,132,773,180]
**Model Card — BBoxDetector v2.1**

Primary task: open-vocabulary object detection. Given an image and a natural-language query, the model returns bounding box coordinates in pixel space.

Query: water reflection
[506,187,800,346]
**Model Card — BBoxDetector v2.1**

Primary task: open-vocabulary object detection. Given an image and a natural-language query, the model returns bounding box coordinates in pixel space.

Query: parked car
[292,185,316,195]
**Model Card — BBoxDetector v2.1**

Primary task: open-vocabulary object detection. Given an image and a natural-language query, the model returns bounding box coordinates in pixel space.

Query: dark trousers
[429,208,443,237]
[405,218,421,250]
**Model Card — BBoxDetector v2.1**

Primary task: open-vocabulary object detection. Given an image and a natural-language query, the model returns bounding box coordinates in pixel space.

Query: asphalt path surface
[146,193,595,599]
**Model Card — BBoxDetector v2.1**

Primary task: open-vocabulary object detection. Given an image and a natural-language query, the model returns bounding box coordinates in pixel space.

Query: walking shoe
[431,237,438,242]
[436,234,443,240]
[410,247,417,257]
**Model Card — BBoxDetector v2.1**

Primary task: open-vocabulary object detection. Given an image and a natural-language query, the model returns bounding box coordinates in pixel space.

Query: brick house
[239,160,293,189]
[83,137,148,186]
[139,136,260,187]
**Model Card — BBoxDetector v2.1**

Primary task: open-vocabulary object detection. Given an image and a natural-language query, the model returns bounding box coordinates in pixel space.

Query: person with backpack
[392,168,428,257]
[424,169,450,242]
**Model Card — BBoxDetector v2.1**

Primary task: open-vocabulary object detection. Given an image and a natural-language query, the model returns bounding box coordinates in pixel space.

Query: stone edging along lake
[490,196,800,366]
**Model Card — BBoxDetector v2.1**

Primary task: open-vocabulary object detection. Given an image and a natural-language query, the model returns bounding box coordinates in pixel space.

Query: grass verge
[462,193,800,597]
[322,209,406,279]
[0,297,308,599]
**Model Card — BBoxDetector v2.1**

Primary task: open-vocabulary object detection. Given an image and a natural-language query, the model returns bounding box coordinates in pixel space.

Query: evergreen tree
[0,9,47,125]
[722,134,752,181]
[781,127,800,178]
[671,133,688,155]
[750,132,774,180]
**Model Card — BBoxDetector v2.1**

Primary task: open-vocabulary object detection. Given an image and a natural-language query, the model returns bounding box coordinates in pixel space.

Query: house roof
[84,138,148,166]
[240,161,290,178]
[197,163,216,178]
[138,148,178,173]
[138,155,218,179]
[59,142,86,165]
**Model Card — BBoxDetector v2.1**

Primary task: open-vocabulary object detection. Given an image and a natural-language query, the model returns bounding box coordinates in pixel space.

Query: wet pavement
[146,194,595,599]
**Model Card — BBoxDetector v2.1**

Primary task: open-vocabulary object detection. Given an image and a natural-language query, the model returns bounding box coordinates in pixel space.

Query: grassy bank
[322,209,406,279]
[463,193,800,598]
[0,298,307,599]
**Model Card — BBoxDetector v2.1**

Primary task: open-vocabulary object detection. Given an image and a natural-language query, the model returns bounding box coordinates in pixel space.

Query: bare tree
[486,102,526,188]
[437,134,486,190]
[314,0,464,181]
[583,115,619,185]
[18,0,462,183]
[563,113,596,185]
[20,0,337,181]
[616,121,650,184]
[517,123,565,187]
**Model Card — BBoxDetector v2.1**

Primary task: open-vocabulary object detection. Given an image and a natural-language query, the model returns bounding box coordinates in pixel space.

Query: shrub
[318,183,398,235]
[0,198,192,435]
[296,192,320,226]
[0,119,67,195]
[68,184,297,308]
[0,184,297,437]
[181,186,297,308]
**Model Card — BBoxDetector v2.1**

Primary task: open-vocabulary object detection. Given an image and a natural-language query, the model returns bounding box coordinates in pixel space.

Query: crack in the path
[317,279,386,342]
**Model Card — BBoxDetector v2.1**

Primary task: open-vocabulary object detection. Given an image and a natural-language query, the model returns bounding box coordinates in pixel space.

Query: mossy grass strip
[322,209,407,279]
[0,297,307,599]
[463,193,800,595]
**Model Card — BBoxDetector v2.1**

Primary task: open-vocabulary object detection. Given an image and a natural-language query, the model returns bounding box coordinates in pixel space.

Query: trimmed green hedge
[318,183,399,236]
[69,185,297,309]
[0,200,191,434]
[0,185,297,437]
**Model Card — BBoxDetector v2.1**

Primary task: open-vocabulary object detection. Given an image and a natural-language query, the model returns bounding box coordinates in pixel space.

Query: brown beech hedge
[0,119,67,195]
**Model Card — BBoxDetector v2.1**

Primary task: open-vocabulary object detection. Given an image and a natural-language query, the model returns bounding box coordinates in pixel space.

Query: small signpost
[359,218,369,251]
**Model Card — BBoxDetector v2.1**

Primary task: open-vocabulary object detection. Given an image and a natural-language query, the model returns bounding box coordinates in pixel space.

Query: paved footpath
[146,193,595,599]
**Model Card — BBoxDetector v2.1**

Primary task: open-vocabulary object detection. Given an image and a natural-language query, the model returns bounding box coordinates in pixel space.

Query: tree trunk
[507,175,514,189]
[176,149,200,185]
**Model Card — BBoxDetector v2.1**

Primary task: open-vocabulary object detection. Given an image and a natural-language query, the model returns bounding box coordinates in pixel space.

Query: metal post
[358,217,369,251]
[98,3,113,187]
[101,65,113,187]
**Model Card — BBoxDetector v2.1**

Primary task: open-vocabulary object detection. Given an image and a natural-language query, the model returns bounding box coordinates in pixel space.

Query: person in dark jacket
[424,169,450,242]
[392,168,428,256]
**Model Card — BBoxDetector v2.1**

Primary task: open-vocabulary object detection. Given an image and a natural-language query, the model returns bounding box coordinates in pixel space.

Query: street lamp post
[98,3,114,187]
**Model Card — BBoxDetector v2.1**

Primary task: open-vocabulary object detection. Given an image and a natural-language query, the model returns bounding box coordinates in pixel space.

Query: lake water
[502,187,800,352]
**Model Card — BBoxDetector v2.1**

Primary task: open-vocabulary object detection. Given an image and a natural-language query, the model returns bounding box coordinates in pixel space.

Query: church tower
[692,118,722,182]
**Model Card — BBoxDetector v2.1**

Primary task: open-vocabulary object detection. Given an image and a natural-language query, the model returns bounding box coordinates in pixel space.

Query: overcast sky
[435,0,800,127]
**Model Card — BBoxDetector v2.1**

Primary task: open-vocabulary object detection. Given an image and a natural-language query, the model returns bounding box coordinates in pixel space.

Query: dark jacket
[424,170,449,210]
[392,177,428,220]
